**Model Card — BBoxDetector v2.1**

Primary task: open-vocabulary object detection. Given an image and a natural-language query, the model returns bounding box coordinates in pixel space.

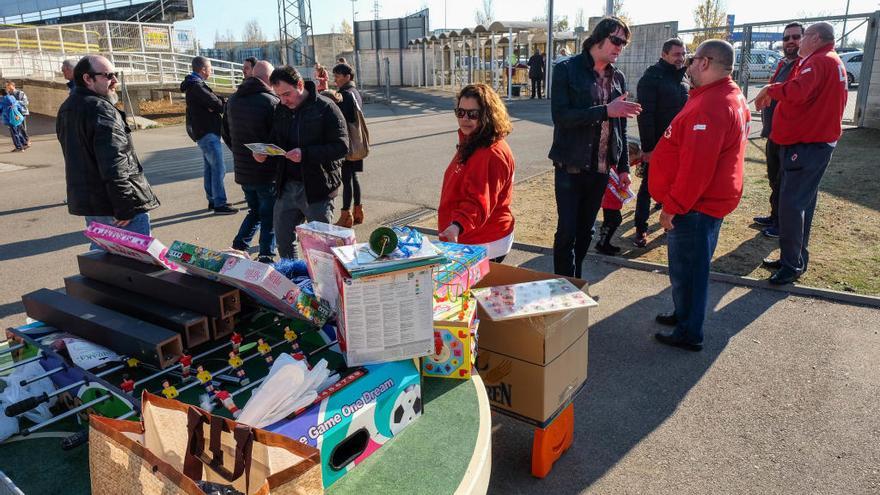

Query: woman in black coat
[331,63,365,227]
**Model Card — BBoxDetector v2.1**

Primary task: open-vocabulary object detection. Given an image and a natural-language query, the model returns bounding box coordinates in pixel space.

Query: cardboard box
[264,359,422,488]
[84,222,183,271]
[473,263,591,426]
[422,294,479,379]
[296,221,356,307]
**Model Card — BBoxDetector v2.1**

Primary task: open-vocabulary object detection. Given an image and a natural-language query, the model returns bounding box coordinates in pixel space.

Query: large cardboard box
[474,263,591,426]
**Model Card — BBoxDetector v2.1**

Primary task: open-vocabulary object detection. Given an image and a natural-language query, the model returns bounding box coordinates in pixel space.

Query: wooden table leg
[531,403,574,478]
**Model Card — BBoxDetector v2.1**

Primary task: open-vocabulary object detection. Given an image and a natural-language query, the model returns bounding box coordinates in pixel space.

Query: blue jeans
[7,125,24,150]
[552,167,608,278]
[197,133,228,206]
[666,211,722,345]
[634,162,652,234]
[84,213,151,250]
[232,183,277,257]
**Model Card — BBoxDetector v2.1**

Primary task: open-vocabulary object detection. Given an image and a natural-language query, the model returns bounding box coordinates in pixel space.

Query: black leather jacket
[636,59,689,153]
[56,87,159,220]
[181,74,224,141]
[222,77,279,185]
[548,52,630,174]
[268,80,348,204]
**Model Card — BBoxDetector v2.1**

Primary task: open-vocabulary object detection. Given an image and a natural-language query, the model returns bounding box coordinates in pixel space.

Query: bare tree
[613,0,631,25]
[242,18,266,44]
[214,28,237,46]
[574,8,586,29]
[691,0,727,49]
[474,0,494,26]
[532,14,569,32]
[341,19,354,48]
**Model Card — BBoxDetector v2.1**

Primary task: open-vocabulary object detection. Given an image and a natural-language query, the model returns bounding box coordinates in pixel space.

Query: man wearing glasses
[754,22,848,285]
[549,16,642,278]
[57,55,159,237]
[648,40,751,351]
[753,22,804,240]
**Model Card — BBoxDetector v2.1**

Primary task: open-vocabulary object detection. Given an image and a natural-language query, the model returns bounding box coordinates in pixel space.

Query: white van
[733,49,784,81]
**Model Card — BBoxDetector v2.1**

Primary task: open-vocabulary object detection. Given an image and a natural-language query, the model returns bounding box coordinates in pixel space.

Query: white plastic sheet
[238,355,334,428]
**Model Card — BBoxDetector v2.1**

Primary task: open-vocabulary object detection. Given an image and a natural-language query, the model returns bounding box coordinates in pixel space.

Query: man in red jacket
[754,22,847,285]
[648,39,750,351]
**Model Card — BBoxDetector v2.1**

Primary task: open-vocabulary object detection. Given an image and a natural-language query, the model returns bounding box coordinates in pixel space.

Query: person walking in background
[527,49,545,99]
[332,63,367,228]
[242,56,257,80]
[314,64,329,92]
[1,89,26,152]
[253,66,348,259]
[5,81,30,147]
[223,61,279,263]
[57,55,159,236]
[438,83,515,263]
[633,38,688,248]
[549,16,641,278]
[753,22,803,240]
[649,40,750,351]
[754,22,848,285]
[181,56,238,215]
[61,59,76,93]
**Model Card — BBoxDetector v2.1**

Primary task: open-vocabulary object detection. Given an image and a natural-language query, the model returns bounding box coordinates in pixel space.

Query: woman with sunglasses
[438,84,515,263]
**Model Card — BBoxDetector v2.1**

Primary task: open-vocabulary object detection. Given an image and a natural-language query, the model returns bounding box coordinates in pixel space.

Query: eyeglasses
[89,71,119,80]
[782,34,802,42]
[685,55,714,67]
[454,108,481,120]
[608,35,629,47]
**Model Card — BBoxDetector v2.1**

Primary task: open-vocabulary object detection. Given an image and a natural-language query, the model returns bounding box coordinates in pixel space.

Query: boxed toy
[84,222,182,271]
[432,241,489,299]
[423,294,479,379]
[296,221,356,308]
[165,241,333,326]
[264,359,422,488]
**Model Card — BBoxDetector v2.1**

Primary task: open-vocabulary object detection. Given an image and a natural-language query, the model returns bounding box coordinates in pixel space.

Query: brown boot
[335,209,354,228]
[353,205,365,225]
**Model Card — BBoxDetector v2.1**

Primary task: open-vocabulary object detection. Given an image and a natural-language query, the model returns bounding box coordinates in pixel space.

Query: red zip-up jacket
[767,44,848,145]
[438,131,515,245]
[649,77,750,219]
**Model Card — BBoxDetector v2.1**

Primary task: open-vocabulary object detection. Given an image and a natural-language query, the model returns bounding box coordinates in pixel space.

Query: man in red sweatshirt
[754,22,847,285]
[648,39,750,351]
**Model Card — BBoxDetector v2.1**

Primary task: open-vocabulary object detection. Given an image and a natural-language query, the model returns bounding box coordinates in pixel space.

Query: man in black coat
[181,56,237,215]
[253,66,348,259]
[57,55,159,239]
[527,50,545,99]
[633,38,689,247]
[222,60,279,262]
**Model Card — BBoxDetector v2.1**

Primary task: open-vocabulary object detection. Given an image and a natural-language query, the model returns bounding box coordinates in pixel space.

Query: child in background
[594,166,632,256]
[0,90,26,152]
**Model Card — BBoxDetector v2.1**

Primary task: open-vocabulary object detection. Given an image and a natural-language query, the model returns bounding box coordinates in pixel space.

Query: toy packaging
[84,222,182,271]
[264,359,422,488]
[472,278,598,321]
[432,241,489,299]
[423,294,479,379]
[296,221,356,307]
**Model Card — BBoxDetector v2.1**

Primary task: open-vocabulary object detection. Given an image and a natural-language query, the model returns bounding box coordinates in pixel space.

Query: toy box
[296,222,356,308]
[84,222,182,271]
[264,359,422,488]
[165,241,333,326]
[423,294,479,379]
[432,242,489,299]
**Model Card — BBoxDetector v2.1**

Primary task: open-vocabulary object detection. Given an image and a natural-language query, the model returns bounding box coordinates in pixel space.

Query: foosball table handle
[61,430,89,450]
[4,393,48,417]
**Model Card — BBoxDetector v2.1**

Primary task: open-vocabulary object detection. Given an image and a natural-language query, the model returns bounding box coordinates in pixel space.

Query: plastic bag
[0,362,58,441]
[238,355,332,428]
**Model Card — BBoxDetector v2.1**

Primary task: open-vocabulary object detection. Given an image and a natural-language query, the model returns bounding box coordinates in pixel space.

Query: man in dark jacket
[57,55,159,238]
[633,37,689,247]
[181,56,237,215]
[222,60,279,263]
[253,66,348,259]
[527,50,545,99]
[549,17,642,278]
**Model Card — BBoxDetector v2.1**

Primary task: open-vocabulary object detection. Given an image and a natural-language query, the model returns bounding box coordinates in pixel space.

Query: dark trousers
[232,183,277,257]
[7,125,24,149]
[19,118,28,143]
[553,167,608,278]
[667,211,722,345]
[778,143,834,272]
[765,139,782,225]
[530,78,543,98]
[601,208,622,235]
[341,166,361,210]
[634,161,652,233]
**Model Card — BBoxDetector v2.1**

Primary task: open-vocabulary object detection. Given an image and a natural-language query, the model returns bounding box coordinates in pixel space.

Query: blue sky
[175,0,880,48]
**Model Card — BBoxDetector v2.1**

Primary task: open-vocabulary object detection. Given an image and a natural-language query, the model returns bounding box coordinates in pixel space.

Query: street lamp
[351,0,361,78]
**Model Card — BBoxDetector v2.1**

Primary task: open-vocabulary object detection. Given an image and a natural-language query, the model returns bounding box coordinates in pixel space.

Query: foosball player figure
[126,357,140,368]
[161,380,179,400]
[215,389,240,418]
[228,350,250,385]
[179,351,193,380]
[120,374,135,395]
[196,365,215,394]
[290,342,305,361]
[230,332,243,353]
[257,338,273,364]
[283,326,297,347]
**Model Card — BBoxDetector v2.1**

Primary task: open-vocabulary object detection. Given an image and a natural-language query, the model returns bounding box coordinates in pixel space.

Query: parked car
[839,50,863,88]
[733,49,783,81]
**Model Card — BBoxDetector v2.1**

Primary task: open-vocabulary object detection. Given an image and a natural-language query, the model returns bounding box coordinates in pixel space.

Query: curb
[413,227,880,309]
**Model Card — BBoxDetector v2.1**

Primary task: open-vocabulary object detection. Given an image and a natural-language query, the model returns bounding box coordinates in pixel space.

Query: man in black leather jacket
[633,38,689,247]
[253,66,348,259]
[57,55,159,239]
[222,60,279,263]
[549,17,642,278]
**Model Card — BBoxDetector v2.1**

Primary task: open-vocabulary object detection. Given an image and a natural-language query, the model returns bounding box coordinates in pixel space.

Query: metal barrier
[0,19,195,55]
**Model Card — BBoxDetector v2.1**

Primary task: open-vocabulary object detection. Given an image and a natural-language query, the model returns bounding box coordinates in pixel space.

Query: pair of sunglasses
[454,108,481,120]
[782,34,802,42]
[685,55,715,67]
[608,35,628,47]
[89,71,119,80]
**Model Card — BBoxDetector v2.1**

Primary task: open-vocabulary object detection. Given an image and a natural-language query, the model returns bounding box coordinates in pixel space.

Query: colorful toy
[196,365,215,394]
[257,338,273,364]
[284,326,298,345]
[230,331,242,352]
[215,389,240,417]
[228,350,249,385]
[433,241,489,299]
[423,294,479,379]
[179,351,192,379]
[126,357,140,368]
[119,374,135,395]
[161,380,179,400]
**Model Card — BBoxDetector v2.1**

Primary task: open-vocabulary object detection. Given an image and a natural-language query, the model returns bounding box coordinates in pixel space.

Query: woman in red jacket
[438,83,515,262]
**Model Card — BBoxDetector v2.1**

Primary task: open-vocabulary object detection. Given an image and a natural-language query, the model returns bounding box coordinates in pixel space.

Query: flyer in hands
[245,143,287,156]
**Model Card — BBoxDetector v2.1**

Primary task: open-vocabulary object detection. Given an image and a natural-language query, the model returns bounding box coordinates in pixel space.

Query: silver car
[839,51,863,88]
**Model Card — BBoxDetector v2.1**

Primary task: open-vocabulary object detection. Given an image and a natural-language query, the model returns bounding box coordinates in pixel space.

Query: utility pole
[841,0,852,47]
[545,0,553,99]
[606,0,614,16]
[351,0,361,79]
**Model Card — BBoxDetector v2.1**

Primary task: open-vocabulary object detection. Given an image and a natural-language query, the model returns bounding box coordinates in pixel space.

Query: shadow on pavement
[140,146,233,188]
[487,254,787,494]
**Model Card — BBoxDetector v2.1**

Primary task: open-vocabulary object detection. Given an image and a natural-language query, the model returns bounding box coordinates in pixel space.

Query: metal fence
[0,19,195,55]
